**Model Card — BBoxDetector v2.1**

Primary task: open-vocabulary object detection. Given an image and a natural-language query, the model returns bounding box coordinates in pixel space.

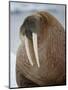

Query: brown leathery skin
[16,11,65,87]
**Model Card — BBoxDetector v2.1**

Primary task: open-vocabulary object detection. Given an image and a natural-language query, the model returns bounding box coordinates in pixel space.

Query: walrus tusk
[32,33,40,68]
[24,35,33,66]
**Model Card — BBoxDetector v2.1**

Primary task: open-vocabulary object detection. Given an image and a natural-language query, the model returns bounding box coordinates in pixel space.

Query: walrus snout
[19,14,48,67]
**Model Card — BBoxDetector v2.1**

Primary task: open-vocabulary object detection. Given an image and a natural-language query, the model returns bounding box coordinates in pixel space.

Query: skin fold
[16,11,66,88]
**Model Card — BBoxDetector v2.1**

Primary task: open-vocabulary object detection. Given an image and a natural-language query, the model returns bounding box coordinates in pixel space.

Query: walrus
[16,11,66,88]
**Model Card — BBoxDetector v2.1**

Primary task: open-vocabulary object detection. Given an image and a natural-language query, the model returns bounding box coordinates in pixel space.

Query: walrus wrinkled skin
[16,11,66,88]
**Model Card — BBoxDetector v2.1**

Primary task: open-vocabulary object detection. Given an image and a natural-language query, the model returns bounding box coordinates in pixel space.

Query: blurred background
[9,2,65,88]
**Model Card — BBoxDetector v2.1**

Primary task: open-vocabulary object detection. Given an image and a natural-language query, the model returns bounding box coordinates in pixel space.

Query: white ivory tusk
[32,33,40,68]
[24,35,33,66]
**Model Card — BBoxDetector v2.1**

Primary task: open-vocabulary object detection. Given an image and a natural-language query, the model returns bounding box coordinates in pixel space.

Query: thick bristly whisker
[32,33,40,68]
[24,35,33,66]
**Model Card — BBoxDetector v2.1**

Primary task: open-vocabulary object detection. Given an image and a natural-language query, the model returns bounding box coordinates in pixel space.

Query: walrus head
[19,11,64,68]
[20,13,48,68]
